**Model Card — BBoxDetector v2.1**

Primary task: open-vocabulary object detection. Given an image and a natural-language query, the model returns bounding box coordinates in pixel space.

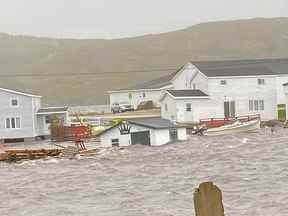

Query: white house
[0,87,69,143]
[109,58,288,122]
[96,117,187,147]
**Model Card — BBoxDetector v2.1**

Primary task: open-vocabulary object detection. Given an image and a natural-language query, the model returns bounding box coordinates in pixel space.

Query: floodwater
[1,128,288,216]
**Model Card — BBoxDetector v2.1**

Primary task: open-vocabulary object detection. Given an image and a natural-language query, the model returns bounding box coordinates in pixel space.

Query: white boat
[205,118,260,136]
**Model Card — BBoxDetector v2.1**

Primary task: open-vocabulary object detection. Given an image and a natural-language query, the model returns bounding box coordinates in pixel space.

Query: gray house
[0,87,69,143]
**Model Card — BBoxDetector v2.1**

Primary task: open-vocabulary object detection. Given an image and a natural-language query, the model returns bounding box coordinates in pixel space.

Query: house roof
[113,66,185,91]
[167,89,208,98]
[192,58,288,77]
[0,87,41,98]
[192,65,273,77]
[192,58,288,75]
[37,107,69,114]
[96,117,185,137]
[128,117,184,129]
[109,58,288,92]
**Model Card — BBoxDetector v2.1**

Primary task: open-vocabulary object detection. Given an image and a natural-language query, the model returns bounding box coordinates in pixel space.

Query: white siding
[160,94,177,121]
[177,128,187,141]
[276,75,288,105]
[98,123,187,147]
[0,90,36,139]
[171,63,209,93]
[208,76,277,120]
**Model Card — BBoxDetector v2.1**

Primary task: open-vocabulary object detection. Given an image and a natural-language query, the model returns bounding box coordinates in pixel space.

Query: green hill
[1,17,288,106]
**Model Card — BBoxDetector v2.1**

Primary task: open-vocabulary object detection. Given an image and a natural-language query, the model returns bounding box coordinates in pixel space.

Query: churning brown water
[1,128,288,216]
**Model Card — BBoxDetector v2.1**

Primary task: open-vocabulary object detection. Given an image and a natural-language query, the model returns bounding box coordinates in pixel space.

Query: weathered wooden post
[193,182,224,216]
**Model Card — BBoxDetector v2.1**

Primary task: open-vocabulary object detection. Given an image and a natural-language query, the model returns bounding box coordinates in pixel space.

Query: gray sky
[0,0,287,39]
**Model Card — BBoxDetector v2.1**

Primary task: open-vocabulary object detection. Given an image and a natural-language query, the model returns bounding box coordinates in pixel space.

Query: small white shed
[97,117,187,147]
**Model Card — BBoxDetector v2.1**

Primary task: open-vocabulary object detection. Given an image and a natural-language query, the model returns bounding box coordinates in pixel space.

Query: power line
[0,67,179,77]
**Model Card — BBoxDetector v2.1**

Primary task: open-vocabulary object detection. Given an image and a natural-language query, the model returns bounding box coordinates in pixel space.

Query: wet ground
[1,128,288,216]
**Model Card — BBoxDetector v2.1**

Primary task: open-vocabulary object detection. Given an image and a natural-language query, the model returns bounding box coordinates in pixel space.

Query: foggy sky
[0,0,287,39]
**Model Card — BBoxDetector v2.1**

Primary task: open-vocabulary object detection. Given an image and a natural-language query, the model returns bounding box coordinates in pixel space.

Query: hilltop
[1,17,288,105]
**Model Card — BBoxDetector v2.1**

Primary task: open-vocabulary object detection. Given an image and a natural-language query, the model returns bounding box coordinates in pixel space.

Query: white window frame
[249,100,264,111]
[5,117,21,129]
[10,97,19,108]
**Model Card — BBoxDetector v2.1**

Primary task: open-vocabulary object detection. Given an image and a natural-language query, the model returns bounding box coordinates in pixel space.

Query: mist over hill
[1,17,288,106]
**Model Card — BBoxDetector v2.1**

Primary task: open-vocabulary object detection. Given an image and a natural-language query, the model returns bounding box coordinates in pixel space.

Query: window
[254,100,259,111]
[193,84,197,89]
[259,100,264,111]
[5,118,10,128]
[249,100,264,111]
[10,98,19,107]
[142,92,146,98]
[111,138,119,147]
[258,78,265,85]
[45,116,50,124]
[249,100,254,111]
[5,117,21,129]
[220,80,227,85]
[165,104,168,111]
[186,103,192,112]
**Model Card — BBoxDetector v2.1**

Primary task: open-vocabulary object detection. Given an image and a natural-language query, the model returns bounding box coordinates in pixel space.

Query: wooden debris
[62,146,79,159]
[194,182,224,216]
[0,149,62,162]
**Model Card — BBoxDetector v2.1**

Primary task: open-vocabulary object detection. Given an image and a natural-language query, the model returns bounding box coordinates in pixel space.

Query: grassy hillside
[1,17,288,106]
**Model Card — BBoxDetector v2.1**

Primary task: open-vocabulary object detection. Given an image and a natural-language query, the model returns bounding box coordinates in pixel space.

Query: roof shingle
[167,89,208,98]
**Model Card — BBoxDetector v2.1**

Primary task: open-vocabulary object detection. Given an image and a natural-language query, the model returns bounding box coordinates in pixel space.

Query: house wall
[153,129,170,146]
[109,90,163,109]
[276,75,288,105]
[0,91,37,139]
[162,75,278,123]
[177,128,187,140]
[100,124,155,147]
[208,76,277,120]
[172,63,209,93]
[161,94,177,121]
[175,99,218,123]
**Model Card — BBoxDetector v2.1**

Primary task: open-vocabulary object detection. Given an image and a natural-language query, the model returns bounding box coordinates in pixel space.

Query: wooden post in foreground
[193,182,224,216]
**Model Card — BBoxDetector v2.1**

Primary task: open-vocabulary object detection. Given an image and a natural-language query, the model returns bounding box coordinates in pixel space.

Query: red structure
[72,126,90,150]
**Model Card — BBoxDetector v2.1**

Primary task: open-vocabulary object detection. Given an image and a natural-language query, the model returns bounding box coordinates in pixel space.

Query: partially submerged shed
[97,117,187,147]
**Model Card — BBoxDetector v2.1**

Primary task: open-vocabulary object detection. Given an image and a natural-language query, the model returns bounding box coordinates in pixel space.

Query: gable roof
[0,87,41,98]
[128,117,184,129]
[97,117,185,136]
[167,89,209,98]
[37,107,69,114]
[112,66,185,92]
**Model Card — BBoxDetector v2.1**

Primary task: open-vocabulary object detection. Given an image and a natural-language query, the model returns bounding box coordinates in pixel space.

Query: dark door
[224,101,230,118]
[131,131,151,145]
[224,101,236,118]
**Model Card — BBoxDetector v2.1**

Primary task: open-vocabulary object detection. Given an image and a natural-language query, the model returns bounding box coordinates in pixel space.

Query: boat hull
[206,119,260,136]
